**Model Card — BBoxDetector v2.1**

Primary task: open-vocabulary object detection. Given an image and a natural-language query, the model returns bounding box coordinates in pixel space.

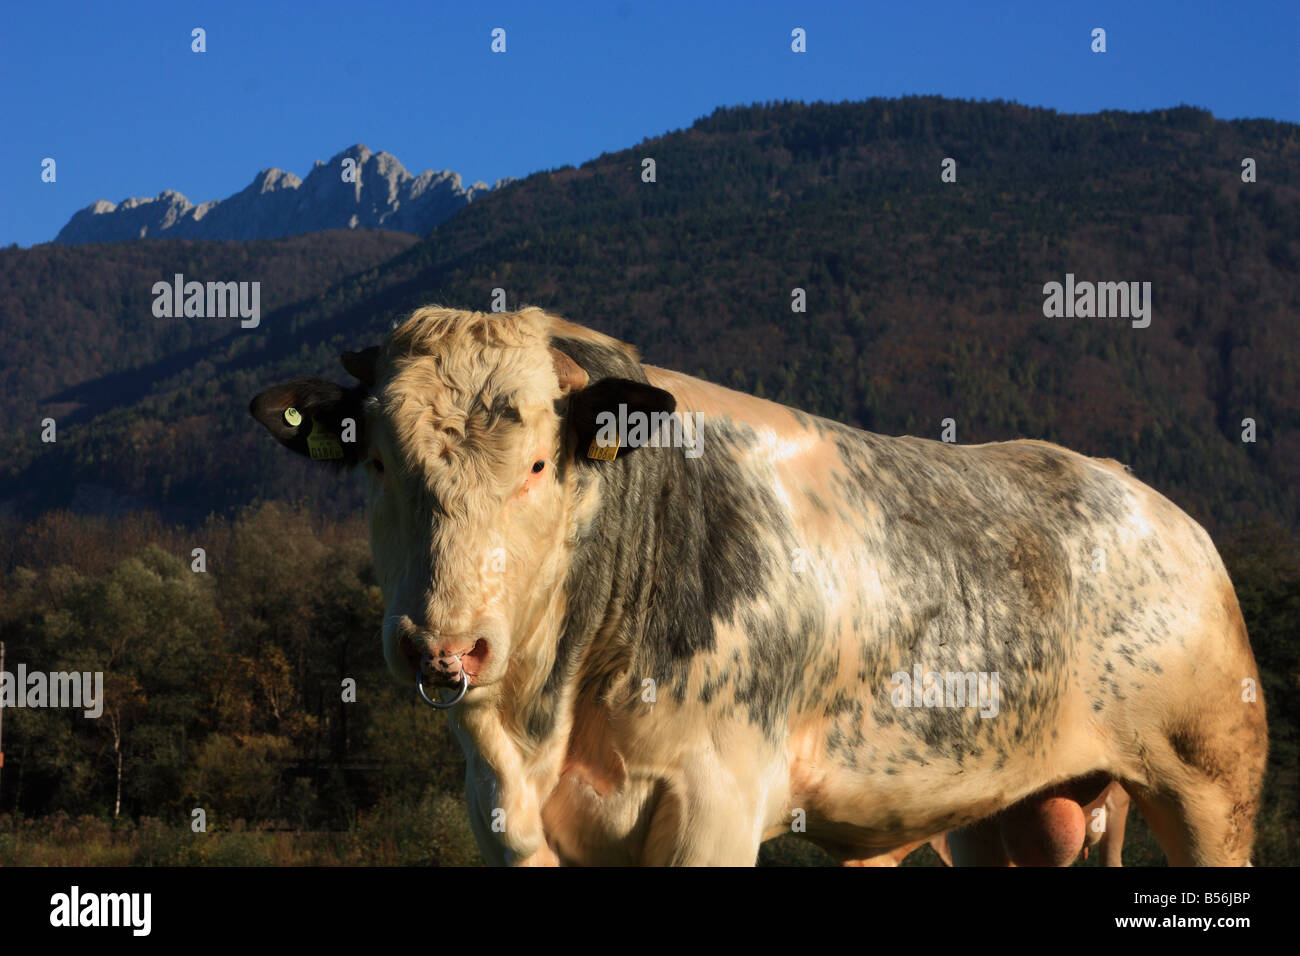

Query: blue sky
[2,0,1296,247]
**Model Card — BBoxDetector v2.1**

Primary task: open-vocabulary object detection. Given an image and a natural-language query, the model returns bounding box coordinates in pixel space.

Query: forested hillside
[0,229,418,436]
[2,98,1296,538]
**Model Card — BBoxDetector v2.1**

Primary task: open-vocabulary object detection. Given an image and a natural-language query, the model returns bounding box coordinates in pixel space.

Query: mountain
[53,145,513,243]
[4,97,1298,543]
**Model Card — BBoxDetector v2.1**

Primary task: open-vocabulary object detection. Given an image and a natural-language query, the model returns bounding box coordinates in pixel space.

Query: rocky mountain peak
[55,146,507,243]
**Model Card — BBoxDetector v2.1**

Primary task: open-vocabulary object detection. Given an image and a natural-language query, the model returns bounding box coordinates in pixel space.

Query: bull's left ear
[249,377,367,467]
[566,377,677,461]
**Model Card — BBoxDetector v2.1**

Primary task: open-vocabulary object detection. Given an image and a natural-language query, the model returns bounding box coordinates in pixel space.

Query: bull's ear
[566,377,677,461]
[341,346,380,386]
[249,378,366,466]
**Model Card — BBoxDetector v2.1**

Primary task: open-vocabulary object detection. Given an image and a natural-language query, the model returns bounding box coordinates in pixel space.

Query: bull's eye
[531,459,546,474]
[369,456,385,475]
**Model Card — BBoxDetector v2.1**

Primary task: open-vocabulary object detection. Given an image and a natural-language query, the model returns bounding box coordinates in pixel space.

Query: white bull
[251,306,1267,866]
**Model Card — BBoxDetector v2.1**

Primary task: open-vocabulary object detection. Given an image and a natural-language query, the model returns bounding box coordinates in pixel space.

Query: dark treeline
[0,507,467,841]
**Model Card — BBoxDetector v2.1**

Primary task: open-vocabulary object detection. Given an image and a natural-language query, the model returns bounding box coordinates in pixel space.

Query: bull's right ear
[249,378,367,466]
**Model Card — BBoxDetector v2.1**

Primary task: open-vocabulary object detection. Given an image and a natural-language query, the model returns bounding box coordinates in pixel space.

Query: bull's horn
[549,346,589,393]
[341,346,380,386]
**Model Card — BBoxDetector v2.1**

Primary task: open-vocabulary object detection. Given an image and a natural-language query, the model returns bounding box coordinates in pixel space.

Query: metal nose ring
[416,665,469,709]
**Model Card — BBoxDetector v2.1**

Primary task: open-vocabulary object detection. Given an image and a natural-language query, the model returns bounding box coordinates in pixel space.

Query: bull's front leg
[510,841,561,866]
[497,779,553,865]
[640,760,766,866]
[456,706,552,866]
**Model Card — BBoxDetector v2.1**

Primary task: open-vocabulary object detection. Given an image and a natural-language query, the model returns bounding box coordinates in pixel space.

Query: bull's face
[361,326,584,694]
[250,307,674,703]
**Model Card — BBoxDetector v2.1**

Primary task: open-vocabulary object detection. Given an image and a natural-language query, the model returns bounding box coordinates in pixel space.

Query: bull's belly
[538,645,1118,862]
[782,684,1111,847]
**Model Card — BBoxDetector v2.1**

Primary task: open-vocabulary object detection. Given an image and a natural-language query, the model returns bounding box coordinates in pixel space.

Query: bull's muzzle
[417,665,469,709]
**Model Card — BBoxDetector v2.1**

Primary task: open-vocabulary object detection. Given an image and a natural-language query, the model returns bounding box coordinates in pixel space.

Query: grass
[0,788,481,867]
[2,779,1293,867]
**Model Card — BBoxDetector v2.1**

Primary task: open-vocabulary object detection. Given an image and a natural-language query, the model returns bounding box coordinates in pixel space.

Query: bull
[251,306,1267,866]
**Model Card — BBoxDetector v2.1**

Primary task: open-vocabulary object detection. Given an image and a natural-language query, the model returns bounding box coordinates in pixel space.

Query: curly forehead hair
[383,305,554,363]
[372,307,567,500]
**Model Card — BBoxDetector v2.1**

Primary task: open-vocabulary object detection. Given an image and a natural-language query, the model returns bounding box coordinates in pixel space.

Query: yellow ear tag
[283,407,303,427]
[307,418,344,460]
[586,435,619,461]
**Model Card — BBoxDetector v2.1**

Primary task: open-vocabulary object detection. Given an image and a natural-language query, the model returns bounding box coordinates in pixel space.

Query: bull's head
[249,306,675,708]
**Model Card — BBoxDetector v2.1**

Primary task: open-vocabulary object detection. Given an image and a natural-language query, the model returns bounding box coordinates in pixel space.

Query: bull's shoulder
[642,364,807,434]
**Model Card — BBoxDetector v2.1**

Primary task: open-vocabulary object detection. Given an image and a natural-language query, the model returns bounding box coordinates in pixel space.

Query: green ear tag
[283,407,303,427]
[306,418,344,460]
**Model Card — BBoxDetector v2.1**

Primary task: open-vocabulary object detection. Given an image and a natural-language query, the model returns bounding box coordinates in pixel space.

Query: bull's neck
[507,443,685,748]
[530,413,792,746]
